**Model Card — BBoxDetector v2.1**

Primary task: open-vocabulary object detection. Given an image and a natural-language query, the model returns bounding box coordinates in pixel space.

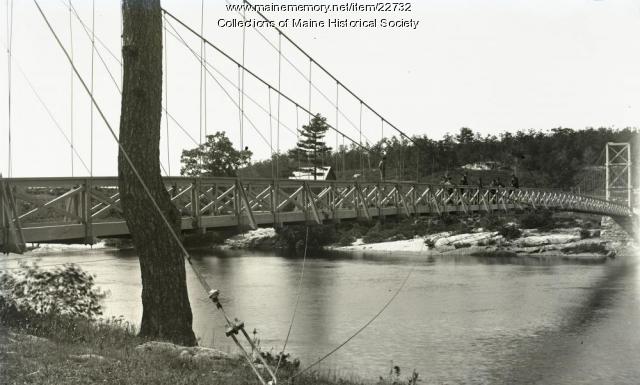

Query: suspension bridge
[0,2,636,253]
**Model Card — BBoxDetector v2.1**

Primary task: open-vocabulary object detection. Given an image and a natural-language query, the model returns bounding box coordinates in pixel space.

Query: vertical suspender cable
[308,58,312,124]
[6,0,13,177]
[295,105,300,170]
[163,14,171,175]
[335,82,339,175]
[68,0,74,176]
[240,8,246,151]
[69,0,74,176]
[237,65,242,145]
[201,0,207,139]
[359,101,363,177]
[342,134,346,174]
[276,32,281,179]
[268,87,274,178]
[89,0,95,177]
[198,0,204,145]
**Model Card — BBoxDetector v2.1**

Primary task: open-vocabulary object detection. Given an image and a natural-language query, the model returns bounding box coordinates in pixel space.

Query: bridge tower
[605,142,632,208]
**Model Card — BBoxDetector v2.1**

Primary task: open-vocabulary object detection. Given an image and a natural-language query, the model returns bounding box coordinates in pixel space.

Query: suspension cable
[224,0,375,146]
[33,0,192,268]
[291,266,415,380]
[6,0,13,177]
[240,7,246,151]
[241,0,417,147]
[68,0,74,176]
[10,55,90,174]
[308,58,312,125]
[335,82,339,174]
[89,0,95,177]
[198,0,204,146]
[269,87,274,178]
[276,32,282,179]
[164,19,272,148]
[161,9,368,153]
[237,65,243,144]
[275,226,308,376]
[296,106,300,169]
[163,13,171,175]
[63,4,199,147]
[62,0,120,66]
[359,101,364,176]
[164,24,297,138]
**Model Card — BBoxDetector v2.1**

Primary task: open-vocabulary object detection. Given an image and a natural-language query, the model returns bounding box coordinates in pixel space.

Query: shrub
[0,263,105,320]
[499,224,522,240]
[275,224,337,254]
[579,228,591,239]
[424,238,436,249]
[519,210,555,230]
[337,234,357,246]
[477,214,508,231]
[561,243,608,255]
[454,242,472,249]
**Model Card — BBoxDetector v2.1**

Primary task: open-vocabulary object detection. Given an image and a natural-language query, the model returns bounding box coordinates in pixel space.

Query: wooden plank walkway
[0,176,633,247]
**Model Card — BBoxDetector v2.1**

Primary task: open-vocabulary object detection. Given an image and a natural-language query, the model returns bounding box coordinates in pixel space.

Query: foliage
[499,224,522,240]
[242,126,638,191]
[519,210,555,230]
[289,114,332,179]
[275,224,337,254]
[181,132,252,177]
[579,228,592,239]
[377,364,420,385]
[1,313,364,385]
[0,263,105,320]
[561,242,608,255]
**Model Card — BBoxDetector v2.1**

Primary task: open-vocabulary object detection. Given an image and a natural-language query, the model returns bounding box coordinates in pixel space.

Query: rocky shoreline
[219,215,634,261]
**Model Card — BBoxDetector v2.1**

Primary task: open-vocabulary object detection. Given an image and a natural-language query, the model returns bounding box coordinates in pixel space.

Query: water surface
[4,246,640,384]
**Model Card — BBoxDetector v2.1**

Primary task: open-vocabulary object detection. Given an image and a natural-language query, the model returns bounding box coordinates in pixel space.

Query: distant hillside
[238,127,638,191]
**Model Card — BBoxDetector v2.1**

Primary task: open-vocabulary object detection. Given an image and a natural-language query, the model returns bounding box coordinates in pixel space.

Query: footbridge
[1,176,634,252]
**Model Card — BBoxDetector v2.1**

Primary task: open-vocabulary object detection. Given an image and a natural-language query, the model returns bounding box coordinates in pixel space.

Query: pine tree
[292,114,332,180]
[118,0,196,346]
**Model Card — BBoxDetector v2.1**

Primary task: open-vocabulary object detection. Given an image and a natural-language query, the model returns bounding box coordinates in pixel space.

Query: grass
[0,313,376,385]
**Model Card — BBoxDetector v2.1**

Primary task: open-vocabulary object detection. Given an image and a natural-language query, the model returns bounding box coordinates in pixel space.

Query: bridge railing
[0,176,632,247]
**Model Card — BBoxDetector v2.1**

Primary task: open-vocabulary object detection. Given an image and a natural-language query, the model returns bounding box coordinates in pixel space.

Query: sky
[1,0,639,177]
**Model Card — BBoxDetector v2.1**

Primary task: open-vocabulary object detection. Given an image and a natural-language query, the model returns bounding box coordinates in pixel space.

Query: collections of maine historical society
[220,2,420,30]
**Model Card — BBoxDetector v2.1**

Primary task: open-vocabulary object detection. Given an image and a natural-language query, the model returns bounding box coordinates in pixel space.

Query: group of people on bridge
[439,172,520,204]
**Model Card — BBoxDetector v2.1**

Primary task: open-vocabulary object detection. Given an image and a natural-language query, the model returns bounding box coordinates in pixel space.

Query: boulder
[135,341,230,363]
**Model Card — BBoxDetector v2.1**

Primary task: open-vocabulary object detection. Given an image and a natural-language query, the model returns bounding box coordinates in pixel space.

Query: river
[4,245,640,384]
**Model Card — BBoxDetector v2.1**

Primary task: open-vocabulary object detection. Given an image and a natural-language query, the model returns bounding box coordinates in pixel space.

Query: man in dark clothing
[378,156,387,181]
[511,174,519,189]
[459,172,468,197]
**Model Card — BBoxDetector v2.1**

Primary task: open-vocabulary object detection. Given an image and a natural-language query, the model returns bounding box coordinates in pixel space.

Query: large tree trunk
[118,0,196,346]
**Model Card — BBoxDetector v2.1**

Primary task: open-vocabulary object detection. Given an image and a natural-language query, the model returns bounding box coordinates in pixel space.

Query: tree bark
[118,0,196,346]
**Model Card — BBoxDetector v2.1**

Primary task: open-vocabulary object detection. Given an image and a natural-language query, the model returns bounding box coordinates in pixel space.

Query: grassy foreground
[0,315,370,385]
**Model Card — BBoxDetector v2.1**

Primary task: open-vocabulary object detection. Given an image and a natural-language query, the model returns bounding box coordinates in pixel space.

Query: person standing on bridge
[459,172,468,197]
[510,174,519,189]
[378,155,387,181]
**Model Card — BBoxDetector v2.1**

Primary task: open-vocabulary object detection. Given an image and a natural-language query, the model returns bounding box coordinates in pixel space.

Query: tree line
[182,117,638,191]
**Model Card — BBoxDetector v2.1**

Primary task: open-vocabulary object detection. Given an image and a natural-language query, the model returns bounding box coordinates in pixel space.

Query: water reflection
[3,246,639,383]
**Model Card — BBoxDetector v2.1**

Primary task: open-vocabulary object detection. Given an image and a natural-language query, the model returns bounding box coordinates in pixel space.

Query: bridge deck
[0,177,632,249]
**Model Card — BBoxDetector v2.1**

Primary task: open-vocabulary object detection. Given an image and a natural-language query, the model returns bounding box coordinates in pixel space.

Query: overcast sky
[1,0,639,177]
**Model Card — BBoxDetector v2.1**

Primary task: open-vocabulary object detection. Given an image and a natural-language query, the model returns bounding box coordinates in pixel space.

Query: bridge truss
[0,176,632,251]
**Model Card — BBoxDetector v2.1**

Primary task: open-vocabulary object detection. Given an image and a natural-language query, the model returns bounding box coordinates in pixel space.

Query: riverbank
[0,317,375,385]
[333,227,622,261]
[219,211,630,261]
